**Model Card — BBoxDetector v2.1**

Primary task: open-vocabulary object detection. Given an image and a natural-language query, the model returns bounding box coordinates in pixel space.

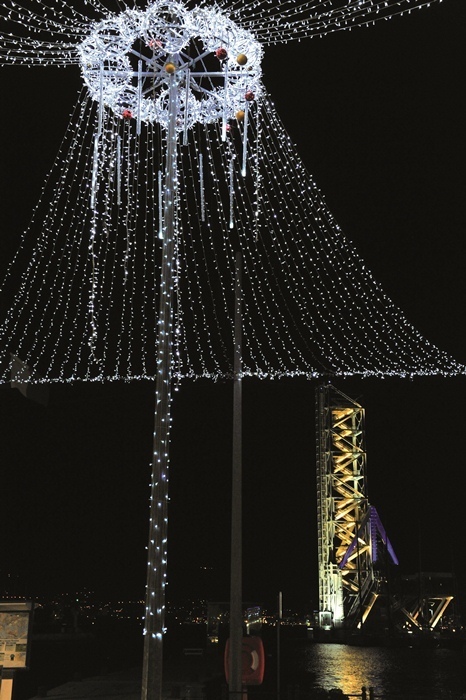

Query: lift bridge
[316,385,455,635]
[316,384,399,632]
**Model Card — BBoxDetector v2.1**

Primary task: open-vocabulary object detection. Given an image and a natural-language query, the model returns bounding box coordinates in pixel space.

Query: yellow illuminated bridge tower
[316,384,399,632]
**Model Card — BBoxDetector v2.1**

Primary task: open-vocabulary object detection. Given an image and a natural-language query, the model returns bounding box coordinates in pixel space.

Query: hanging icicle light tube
[78,0,263,132]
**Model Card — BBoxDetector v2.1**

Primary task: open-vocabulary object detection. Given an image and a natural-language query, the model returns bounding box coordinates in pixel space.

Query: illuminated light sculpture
[0,1,464,699]
[0,0,463,386]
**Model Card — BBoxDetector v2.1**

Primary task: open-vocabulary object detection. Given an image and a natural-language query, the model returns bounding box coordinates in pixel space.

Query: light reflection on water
[301,644,466,698]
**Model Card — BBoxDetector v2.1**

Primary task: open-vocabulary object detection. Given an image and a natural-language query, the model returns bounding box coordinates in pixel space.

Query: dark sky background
[0,0,465,614]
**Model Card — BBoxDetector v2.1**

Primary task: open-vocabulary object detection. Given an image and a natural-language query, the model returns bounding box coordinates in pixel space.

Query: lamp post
[229,252,243,700]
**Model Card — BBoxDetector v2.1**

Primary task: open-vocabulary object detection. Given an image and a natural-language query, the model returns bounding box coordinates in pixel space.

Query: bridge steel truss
[316,384,375,630]
[315,384,455,636]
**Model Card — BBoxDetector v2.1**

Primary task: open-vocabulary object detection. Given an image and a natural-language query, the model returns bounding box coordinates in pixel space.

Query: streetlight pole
[277,591,282,700]
[229,252,243,700]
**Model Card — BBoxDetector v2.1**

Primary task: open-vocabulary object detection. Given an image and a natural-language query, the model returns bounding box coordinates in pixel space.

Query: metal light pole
[229,252,243,700]
[142,70,178,700]
[277,591,282,700]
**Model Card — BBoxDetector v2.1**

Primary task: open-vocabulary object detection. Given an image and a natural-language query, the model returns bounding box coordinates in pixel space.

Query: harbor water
[279,641,466,699]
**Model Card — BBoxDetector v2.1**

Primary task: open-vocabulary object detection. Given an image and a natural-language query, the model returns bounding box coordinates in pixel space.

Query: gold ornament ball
[236,109,245,121]
[164,62,176,74]
[236,53,248,66]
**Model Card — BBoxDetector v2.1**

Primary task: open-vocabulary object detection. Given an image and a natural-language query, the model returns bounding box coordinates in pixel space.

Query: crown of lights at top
[78,1,263,131]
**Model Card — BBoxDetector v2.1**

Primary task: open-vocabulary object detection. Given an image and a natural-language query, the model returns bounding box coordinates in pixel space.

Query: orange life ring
[224,636,265,686]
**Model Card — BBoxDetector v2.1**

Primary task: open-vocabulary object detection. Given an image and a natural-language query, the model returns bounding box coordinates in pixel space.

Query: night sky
[1,0,465,614]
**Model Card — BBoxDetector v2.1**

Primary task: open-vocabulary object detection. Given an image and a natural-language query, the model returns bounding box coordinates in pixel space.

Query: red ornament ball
[245,90,255,102]
[148,37,163,49]
[215,47,228,60]
[122,109,133,120]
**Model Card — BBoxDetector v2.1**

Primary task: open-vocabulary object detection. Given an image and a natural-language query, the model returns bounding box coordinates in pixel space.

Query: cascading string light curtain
[0,0,464,387]
[226,0,444,43]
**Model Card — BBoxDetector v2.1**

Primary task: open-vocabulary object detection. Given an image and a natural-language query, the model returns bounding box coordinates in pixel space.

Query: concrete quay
[26,652,223,700]
[27,667,211,700]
